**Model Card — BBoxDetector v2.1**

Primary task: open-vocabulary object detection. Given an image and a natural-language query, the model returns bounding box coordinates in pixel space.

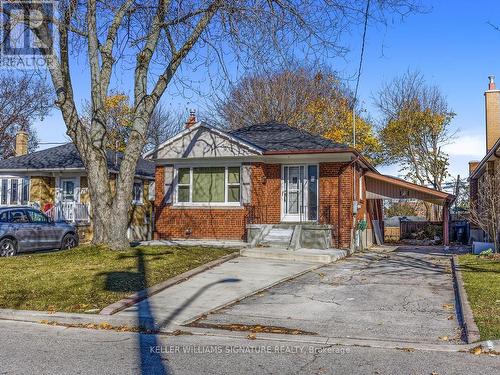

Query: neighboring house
[147,117,453,249]
[469,76,500,243]
[0,132,155,242]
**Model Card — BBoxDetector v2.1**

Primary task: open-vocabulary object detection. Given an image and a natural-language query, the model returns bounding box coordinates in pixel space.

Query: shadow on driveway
[102,248,240,374]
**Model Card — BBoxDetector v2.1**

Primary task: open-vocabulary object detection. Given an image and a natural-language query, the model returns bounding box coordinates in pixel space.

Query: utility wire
[352,0,371,148]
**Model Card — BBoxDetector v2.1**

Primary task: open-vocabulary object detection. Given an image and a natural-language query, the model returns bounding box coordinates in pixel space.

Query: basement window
[175,166,241,205]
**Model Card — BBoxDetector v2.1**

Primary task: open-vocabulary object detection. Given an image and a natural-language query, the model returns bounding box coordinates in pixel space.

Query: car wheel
[0,238,17,257]
[61,234,78,250]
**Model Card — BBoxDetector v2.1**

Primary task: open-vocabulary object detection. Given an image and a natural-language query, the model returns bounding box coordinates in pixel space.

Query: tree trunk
[83,140,133,250]
[90,197,130,250]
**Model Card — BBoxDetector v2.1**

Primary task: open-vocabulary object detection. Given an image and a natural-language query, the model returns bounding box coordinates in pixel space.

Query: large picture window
[0,177,29,206]
[175,166,241,205]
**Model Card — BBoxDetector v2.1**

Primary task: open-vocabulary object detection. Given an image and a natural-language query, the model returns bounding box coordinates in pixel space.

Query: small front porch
[36,175,92,224]
[247,223,334,250]
[244,161,347,253]
[45,201,91,224]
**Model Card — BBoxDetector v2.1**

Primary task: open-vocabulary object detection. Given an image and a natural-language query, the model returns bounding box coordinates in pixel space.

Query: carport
[364,172,455,246]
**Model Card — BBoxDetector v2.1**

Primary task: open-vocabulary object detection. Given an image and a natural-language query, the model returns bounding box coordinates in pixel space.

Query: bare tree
[1,1,422,248]
[469,173,500,252]
[375,70,455,220]
[212,66,342,129]
[145,103,184,153]
[0,74,52,158]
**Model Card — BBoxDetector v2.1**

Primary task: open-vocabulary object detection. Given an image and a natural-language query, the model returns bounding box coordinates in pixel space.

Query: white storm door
[282,165,305,222]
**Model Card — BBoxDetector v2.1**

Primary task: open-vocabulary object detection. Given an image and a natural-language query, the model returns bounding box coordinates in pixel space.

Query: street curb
[175,326,476,353]
[99,252,239,315]
[450,255,481,344]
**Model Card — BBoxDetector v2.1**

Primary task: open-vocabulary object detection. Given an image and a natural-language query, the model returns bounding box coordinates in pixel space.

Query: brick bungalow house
[469,76,500,243]
[0,132,155,242]
[148,117,454,250]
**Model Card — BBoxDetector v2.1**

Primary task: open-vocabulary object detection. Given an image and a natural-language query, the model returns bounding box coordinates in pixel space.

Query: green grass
[0,245,235,313]
[458,254,500,340]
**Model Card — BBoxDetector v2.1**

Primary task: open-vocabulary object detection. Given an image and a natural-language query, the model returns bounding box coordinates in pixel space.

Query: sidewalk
[115,256,321,329]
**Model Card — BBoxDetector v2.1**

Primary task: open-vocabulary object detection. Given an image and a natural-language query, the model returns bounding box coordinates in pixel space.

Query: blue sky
[33,1,500,180]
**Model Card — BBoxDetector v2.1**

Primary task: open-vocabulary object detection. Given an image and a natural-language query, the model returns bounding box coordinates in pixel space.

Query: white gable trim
[143,122,263,159]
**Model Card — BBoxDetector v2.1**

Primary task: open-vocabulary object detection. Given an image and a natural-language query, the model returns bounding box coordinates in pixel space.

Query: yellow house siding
[29,176,55,206]
[80,176,90,204]
[128,179,153,241]
[24,174,152,242]
[76,176,153,242]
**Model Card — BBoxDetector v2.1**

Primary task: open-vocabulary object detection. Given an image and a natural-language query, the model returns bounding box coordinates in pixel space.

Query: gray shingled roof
[0,143,154,178]
[229,122,348,152]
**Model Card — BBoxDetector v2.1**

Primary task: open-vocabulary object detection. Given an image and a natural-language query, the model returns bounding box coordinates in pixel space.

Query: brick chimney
[15,131,28,156]
[184,109,197,129]
[468,160,480,176]
[485,75,500,151]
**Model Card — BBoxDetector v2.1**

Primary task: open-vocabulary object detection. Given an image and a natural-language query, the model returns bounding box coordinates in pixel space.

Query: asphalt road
[0,320,498,375]
[199,247,462,344]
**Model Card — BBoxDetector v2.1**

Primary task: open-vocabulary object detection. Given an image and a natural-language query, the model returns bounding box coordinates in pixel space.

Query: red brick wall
[250,163,281,224]
[319,162,353,248]
[154,163,282,240]
[154,162,355,248]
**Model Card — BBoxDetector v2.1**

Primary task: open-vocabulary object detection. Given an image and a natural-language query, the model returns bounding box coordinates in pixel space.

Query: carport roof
[364,172,455,205]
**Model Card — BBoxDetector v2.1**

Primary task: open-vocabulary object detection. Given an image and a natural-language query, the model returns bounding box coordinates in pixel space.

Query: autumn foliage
[215,67,382,164]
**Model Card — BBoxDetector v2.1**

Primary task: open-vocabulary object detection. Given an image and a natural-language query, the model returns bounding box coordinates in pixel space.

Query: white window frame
[132,180,144,205]
[0,176,30,206]
[226,166,241,203]
[174,165,242,207]
[56,177,80,204]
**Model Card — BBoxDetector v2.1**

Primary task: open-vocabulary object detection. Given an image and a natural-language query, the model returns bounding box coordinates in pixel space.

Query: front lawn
[0,245,235,313]
[458,254,500,340]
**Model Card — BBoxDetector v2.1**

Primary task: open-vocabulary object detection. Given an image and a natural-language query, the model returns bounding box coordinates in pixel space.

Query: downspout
[352,163,358,253]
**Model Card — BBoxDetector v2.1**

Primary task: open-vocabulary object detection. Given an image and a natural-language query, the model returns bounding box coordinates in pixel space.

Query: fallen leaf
[98,322,113,330]
[438,336,449,341]
[247,333,256,340]
[442,304,453,310]
[469,346,482,355]
[396,347,415,352]
[447,315,454,320]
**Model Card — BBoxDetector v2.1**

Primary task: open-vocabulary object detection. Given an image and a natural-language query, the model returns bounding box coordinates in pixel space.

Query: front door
[282,165,318,222]
[282,165,304,222]
[59,178,79,222]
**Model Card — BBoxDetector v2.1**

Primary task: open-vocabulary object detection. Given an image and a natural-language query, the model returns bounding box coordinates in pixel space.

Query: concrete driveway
[196,247,462,345]
[116,257,320,328]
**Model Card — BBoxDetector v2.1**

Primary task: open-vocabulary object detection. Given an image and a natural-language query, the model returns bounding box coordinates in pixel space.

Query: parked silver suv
[0,207,78,256]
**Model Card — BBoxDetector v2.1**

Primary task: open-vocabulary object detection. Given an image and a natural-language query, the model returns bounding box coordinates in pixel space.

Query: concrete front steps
[244,223,346,263]
[240,247,347,264]
[259,226,294,248]
[247,223,333,250]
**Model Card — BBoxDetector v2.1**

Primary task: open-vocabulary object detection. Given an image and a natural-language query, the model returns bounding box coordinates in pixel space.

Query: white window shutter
[241,164,252,204]
[164,165,174,204]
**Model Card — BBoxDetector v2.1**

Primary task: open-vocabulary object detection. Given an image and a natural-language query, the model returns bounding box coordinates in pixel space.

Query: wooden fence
[400,221,442,240]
